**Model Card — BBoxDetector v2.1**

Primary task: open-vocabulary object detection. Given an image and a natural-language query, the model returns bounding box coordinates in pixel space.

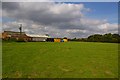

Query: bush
[17,38,26,42]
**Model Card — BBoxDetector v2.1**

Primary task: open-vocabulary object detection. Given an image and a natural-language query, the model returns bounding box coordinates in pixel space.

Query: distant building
[2,31,49,42]
[2,31,68,42]
[2,31,29,41]
[26,34,49,42]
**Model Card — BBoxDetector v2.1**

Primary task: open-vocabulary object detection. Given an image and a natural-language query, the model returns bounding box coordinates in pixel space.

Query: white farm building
[26,34,49,42]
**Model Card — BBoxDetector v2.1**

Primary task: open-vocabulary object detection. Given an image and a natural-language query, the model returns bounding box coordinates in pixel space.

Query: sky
[1,1,118,38]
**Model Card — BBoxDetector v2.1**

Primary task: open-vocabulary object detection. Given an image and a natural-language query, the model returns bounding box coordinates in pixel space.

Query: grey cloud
[2,2,118,38]
[2,2,20,11]
[2,2,84,25]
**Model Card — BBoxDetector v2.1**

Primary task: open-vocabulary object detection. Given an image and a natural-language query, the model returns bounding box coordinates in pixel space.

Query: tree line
[70,33,120,43]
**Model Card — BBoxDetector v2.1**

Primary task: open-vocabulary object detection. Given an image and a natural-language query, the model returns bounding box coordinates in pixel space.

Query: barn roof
[4,31,25,34]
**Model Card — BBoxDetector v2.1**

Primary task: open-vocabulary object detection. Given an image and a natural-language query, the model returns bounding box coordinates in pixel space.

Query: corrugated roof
[4,31,25,34]
[26,34,49,38]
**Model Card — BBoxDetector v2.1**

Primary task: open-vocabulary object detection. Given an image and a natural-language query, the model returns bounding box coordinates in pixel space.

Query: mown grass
[2,42,118,78]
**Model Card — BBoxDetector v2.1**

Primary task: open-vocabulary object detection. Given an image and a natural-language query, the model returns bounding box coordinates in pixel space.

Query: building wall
[32,37,47,42]
[2,31,29,41]
[2,32,11,40]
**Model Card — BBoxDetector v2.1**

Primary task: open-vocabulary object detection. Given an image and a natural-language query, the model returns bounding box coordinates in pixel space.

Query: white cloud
[2,0,54,2]
[66,29,87,33]
[2,2,118,38]
[49,3,84,15]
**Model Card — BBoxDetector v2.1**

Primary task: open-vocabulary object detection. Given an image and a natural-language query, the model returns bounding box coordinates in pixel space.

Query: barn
[2,31,49,42]
[2,31,29,41]
[26,34,49,42]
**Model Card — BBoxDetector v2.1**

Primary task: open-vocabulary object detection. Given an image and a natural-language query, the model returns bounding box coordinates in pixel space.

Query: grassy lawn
[2,42,118,78]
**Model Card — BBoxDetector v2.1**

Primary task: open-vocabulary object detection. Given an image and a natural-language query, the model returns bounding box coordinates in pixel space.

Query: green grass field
[2,42,118,78]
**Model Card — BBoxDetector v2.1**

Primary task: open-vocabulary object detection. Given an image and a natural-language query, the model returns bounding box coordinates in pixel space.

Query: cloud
[3,2,85,25]
[2,0,54,2]
[2,2,20,11]
[2,2,118,38]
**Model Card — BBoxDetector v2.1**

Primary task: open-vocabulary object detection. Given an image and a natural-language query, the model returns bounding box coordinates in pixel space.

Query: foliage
[2,38,17,42]
[16,38,26,42]
[70,33,120,43]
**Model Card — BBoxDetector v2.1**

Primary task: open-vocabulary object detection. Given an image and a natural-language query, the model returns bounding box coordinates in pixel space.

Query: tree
[87,33,120,43]
[87,34,102,42]
[63,37,67,39]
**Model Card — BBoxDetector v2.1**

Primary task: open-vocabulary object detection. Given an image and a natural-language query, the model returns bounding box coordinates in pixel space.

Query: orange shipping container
[54,38,61,42]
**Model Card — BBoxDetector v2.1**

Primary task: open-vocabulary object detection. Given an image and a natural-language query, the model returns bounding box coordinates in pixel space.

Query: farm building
[2,31,49,42]
[2,31,29,41]
[2,31,68,42]
[26,34,49,42]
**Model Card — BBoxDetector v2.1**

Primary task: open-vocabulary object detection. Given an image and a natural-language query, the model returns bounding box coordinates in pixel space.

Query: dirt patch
[58,64,74,72]
[104,70,114,76]
[79,69,84,74]
[14,71,22,78]
[28,72,40,78]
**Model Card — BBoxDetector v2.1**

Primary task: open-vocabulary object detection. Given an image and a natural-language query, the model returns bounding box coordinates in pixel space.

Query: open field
[2,42,118,78]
